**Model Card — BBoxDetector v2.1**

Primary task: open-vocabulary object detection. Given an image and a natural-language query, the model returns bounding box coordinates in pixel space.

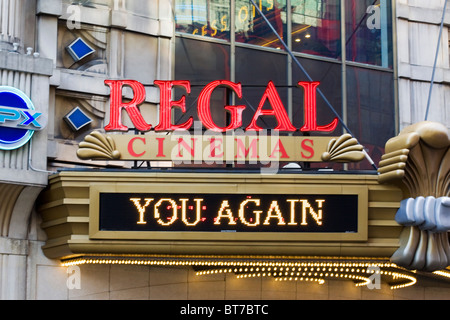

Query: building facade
[0,0,449,300]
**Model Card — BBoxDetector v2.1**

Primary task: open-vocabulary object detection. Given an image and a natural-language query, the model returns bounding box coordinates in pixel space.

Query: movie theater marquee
[73,79,371,248]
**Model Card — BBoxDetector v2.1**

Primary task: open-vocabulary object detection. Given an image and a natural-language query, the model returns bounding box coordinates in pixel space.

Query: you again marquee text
[98,193,358,233]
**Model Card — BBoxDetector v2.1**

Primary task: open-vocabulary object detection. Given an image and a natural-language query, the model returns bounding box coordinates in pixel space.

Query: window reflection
[175,0,231,40]
[235,0,287,49]
[291,0,341,59]
[174,0,395,171]
[174,0,393,68]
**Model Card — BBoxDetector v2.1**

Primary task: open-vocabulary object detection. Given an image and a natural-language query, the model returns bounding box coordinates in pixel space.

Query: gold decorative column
[378,121,450,271]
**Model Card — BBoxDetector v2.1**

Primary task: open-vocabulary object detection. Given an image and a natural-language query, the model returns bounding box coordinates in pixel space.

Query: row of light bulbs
[433,270,450,279]
[196,265,383,275]
[195,265,418,290]
[61,257,396,269]
[60,256,429,290]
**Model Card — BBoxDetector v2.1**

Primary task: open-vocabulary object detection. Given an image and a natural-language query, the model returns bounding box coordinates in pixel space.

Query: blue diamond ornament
[64,107,92,131]
[66,37,95,62]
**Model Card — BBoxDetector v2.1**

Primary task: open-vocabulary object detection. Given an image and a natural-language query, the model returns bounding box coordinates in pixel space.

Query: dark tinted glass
[292,58,343,133]
[346,66,395,169]
[235,46,288,129]
[174,37,231,127]
[345,0,393,68]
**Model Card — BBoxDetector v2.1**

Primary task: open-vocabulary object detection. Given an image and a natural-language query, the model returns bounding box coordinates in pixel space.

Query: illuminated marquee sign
[104,80,338,133]
[78,79,366,164]
[98,193,358,233]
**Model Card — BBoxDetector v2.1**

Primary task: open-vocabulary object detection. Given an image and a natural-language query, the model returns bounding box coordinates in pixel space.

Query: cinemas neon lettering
[124,135,311,161]
[104,80,338,133]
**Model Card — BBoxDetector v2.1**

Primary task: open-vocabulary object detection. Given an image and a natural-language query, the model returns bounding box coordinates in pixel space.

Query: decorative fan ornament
[77,131,121,160]
[321,134,365,162]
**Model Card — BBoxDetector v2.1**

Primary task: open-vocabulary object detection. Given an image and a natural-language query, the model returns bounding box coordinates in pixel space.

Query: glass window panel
[235,0,287,49]
[346,66,395,170]
[235,47,288,129]
[174,37,231,127]
[291,57,343,133]
[172,0,396,171]
[175,0,231,41]
[291,57,343,170]
[345,0,393,68]
[291,0,341,59]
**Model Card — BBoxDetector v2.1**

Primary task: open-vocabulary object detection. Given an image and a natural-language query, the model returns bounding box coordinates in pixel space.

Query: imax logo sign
[0,105,43,129]
[0,86,46,151]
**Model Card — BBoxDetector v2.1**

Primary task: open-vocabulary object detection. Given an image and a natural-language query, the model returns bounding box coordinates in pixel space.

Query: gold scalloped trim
[321,134,365,162]
[77,131,121,160]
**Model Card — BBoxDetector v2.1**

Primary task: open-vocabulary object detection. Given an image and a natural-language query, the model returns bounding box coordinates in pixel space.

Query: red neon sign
[198,80,246,132]
[104,80,338,133]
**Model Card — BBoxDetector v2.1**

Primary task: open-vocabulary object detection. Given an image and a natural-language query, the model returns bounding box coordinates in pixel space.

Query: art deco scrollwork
[378,121,450,271]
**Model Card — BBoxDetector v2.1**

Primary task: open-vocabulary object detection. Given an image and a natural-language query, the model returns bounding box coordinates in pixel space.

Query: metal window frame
[172,0,398,135]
